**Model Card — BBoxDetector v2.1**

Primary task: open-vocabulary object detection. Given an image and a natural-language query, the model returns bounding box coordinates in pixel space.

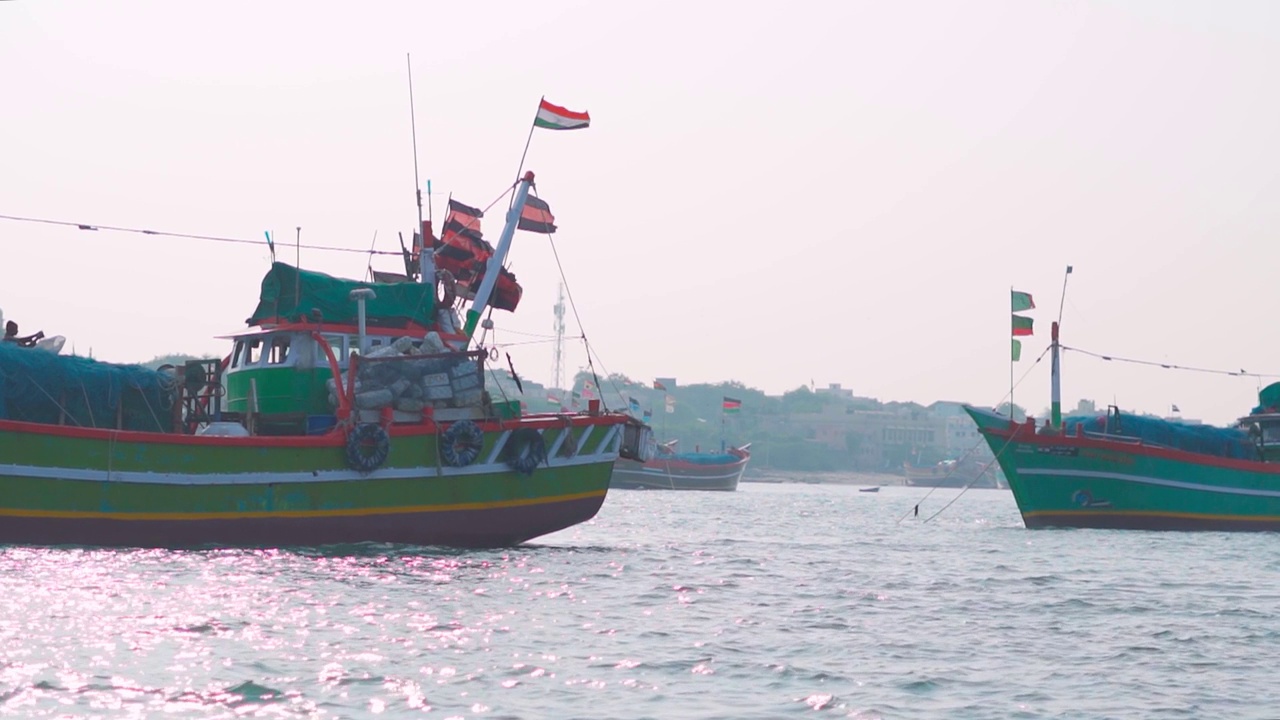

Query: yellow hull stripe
[0,490,607,522]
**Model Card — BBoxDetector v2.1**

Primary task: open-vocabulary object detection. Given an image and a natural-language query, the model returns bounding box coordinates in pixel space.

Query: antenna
[552,282,566,392]
[1056,264,1074,328]
[407,54,425,279]
[295,226,302,308]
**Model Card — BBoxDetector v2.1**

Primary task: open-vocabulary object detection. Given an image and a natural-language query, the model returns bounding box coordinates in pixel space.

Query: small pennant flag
[534,99,590,130]
[1172,404,1181,413]
[665,395,675,413]
[629,396,641,414]
[1011,290,1035,312]
[1012,315,1034,337]
[653,380,667,391]
[722,396,742,414]
[1012,339,1023,362]
[518,195,557,234]
[643,409,652,422]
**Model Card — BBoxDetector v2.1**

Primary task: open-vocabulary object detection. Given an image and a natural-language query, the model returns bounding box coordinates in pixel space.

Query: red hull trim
[981,424,1280,475]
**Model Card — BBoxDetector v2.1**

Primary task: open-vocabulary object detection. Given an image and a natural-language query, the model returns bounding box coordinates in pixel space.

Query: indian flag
[535,99,590,130]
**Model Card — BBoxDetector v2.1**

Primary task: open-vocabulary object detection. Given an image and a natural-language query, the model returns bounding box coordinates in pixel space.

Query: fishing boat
[0,171,652,548]
[902,456,1003,489]
[966,320,1280,531]
[610,441,750,491]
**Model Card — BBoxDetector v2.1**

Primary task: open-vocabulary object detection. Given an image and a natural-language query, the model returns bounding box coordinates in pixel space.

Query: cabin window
[231,340,245,369]
[1263,424,1280,444]
[268,337,291,365]
[245,338,262,366]
[321,334,346,358]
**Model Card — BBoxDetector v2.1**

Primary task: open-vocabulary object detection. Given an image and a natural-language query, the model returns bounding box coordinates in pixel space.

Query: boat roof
[216,323,424,340]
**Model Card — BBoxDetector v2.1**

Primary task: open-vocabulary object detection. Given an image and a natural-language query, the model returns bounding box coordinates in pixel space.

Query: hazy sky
[3,1,1279,425]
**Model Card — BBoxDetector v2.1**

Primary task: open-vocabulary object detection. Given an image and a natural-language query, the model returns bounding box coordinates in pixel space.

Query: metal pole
[463,172,536,340]
[1051,321,1062,428]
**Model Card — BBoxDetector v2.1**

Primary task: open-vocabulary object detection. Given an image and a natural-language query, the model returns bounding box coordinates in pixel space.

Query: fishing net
[1063,412,1254,460]
[0,342,177,432]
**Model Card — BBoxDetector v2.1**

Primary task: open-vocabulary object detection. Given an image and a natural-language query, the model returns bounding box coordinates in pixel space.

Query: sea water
[2,481,1278,719]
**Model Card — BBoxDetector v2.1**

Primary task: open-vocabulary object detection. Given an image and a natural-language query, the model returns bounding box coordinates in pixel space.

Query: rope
[539,206,611,413]
[899,344,1050,524]
[1061,344,1280,379]
[921,432,1018,524]
[0,213,399,256]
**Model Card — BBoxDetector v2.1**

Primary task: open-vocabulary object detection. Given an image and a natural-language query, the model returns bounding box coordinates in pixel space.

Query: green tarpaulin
[248,263,435,328]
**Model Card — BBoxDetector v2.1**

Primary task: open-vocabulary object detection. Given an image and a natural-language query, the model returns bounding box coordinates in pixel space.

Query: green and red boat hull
[966,406,1280,531]
[0,413,627,548]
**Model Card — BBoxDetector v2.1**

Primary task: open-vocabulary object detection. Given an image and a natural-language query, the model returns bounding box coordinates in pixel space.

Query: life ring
[489,346,499,362]
[436,269,457,308]
[345,423,390,472]
[503,428,546,476]
[440,419,484,467]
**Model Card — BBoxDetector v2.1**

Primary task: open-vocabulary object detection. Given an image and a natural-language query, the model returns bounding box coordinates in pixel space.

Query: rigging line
[988,345,1052,413]
[491,328,562,339]
[898,345,1049,524]
[491,338,559,349]
[1061,345,1280,379]
[922,433,1017,525]
[896,436,987,524]
[0,213,400,256]
[536,201,613,411]
[544,223,619,407]
[364,230,380,282]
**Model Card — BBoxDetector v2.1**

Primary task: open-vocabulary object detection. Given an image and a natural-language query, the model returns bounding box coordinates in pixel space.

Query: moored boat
[610,441,750,491]
[967,320,1280,531]
[902,456,1003,489]
[0,171,651,548]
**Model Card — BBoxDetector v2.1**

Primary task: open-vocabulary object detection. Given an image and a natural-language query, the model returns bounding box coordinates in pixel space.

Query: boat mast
[406,54,435,285]
[463,171,537,341]
[1051,321,1062,428]
[1051,265,1072,428]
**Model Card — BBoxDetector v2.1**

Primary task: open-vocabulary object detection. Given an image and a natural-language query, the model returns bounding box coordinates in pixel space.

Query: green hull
[0,414,626,548]
[965,406,1280,530]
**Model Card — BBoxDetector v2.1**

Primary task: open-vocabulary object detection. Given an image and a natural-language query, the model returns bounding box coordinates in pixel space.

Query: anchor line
[899,344,1049,524]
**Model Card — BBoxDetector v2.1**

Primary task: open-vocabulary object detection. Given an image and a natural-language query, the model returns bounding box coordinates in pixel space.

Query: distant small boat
[610,441,750,491]
[858,486,880,493]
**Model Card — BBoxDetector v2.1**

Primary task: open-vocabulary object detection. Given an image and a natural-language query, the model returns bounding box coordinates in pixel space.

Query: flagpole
[513,96,543,188]
[407,54,435,283]
[1010,285,1014,421]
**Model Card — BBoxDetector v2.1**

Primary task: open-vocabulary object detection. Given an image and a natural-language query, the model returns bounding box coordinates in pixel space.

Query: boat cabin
[1238,382,1280,462]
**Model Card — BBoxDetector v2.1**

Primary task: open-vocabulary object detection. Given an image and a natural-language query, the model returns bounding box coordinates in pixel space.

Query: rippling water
[3,480,1280,718]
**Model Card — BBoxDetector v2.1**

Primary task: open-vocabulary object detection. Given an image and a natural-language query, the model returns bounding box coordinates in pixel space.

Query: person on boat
[3,321,44,348]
